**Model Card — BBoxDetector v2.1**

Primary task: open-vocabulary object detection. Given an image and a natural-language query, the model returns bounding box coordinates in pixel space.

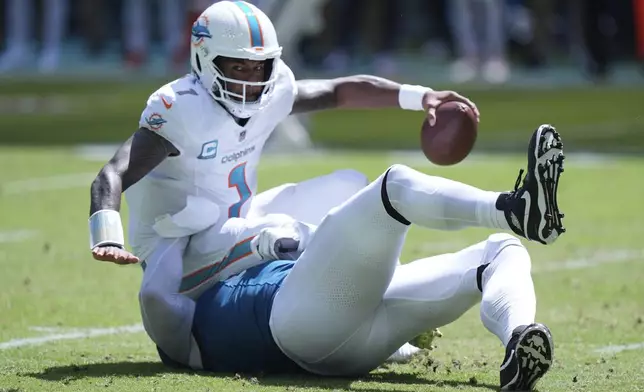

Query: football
[420,101,478,165]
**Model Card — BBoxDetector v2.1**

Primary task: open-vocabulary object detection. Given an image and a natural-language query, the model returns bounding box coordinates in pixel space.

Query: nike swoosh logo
[161,96,173,109]
[520,191,531,235]
[500,349,515,370]
[510,211,521,232]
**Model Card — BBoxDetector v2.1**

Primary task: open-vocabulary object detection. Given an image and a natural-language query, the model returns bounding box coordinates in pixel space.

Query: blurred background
[0,0,643,152]
[1,5,643,386]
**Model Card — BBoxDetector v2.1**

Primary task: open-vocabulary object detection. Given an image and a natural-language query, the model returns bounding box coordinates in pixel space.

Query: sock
[383,165,510,231]
[479,243,536,346]
[477,191,511,231]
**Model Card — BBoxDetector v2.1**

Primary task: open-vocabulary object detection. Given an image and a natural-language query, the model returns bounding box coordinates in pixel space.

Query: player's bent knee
[483,233,530,265]
[383,164,425,187]
[487,233,524,248]
[478,234,531,291]
[139,285,163,309]
[331,169,369,190]
[383,164,411,184]
[138,287,185,329]
[382,164,418,199]
[384,164,413,177]
[138,279,178,311]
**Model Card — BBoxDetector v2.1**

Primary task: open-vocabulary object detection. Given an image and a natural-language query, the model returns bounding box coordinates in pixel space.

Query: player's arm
[89,128,179,264]
[290,76,479,125]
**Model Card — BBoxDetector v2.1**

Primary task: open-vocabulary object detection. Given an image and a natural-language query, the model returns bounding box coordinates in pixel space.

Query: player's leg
[269,161,518,372]
[386,124,565,244]
[247,168,419,362]
[138,236,203,369]
[270,124,565,375]
[269,168,411,372]
[318,233,552,391]
[180,213,315,299]
[291,237,490,374]
[246,169,368,225]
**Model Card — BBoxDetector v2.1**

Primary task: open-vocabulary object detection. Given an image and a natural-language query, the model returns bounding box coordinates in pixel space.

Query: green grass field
[0,146,643,391]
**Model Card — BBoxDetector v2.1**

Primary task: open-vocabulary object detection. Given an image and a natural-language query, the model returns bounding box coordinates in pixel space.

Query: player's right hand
[251,226,301,261]
[91,246,140,265]
[422,90,480,126]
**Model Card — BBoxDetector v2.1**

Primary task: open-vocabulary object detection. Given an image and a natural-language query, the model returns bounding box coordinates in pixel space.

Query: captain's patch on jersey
[198,139,219,160]
[145,113,167,131]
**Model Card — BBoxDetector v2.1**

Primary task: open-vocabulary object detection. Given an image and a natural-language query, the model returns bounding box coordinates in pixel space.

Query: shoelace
[511,169,525,194]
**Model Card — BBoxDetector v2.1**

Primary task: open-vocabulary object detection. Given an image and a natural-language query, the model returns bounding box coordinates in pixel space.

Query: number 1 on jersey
[228,162,252,218]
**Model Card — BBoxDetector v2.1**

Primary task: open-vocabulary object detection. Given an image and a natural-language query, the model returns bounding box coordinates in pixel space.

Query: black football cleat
[500,323,554,390]
[497,124,566,244]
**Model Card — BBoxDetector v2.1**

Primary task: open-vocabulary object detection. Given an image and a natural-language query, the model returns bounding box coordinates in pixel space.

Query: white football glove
[251,223,309,261]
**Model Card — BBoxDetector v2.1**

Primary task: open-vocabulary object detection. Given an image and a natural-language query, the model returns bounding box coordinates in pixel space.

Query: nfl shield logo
[239,130,247,142]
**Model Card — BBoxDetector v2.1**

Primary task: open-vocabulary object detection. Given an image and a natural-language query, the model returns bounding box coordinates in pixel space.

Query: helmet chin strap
[205,56,280,119]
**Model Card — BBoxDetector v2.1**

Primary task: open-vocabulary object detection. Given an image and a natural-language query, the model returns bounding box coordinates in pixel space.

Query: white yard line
[2,173,96,195]
[532,249,641,357]
[73,144,120,162]
[28,326,68,333]
[414,245,642,273]
[0,230,39,243]
[534,249,643,273]
[595,342,644,355]
[0,324,144,350]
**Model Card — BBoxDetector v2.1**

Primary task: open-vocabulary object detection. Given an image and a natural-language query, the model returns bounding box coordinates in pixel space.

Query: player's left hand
[422,90,480,126]
[92,245,140,265]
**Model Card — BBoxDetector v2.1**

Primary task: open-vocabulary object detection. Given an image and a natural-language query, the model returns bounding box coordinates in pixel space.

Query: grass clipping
[408,328,443,369]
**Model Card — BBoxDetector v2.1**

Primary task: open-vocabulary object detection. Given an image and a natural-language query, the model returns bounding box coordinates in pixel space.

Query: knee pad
[477,233,530,291]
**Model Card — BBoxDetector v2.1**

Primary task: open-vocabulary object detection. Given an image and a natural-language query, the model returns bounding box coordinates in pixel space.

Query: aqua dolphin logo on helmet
[191,16,212,46]
[189,1,283,119]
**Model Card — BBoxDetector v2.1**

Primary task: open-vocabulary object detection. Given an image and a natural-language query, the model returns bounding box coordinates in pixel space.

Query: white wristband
[89,209,125,249]
[398,84,432,111]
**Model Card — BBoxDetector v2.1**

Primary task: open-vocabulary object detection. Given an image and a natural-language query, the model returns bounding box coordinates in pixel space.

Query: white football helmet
[190,1,283,118]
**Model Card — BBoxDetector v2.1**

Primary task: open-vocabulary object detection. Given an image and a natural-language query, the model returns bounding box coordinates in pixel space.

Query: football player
[88,0,480,369]
[161,125,566,391]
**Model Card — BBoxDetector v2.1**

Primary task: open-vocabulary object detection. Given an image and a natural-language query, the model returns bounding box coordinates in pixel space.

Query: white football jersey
[125,60,297,260]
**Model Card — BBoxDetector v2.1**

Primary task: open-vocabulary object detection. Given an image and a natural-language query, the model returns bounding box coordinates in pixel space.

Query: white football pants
[269,164,536,375]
